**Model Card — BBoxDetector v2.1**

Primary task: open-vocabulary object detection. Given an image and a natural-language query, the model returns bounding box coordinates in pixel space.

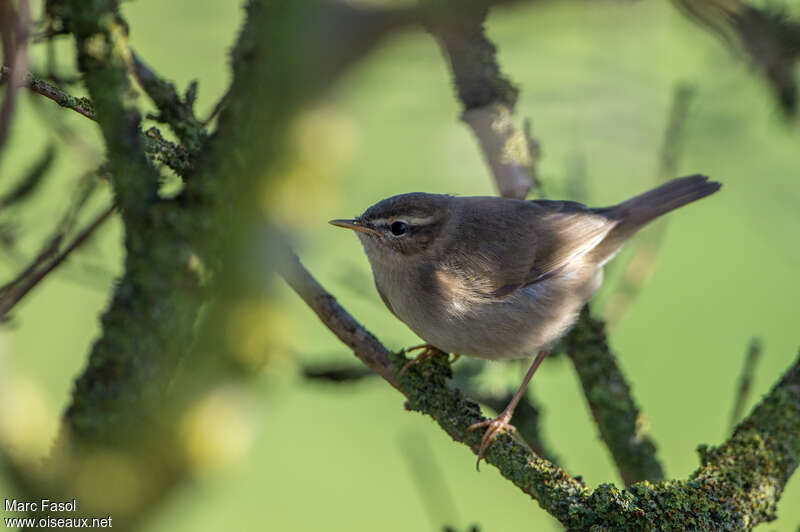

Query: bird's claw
[398,344,459,376]
[468,412,516,470]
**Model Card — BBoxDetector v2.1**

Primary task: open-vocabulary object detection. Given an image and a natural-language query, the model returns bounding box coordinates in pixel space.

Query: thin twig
[278,249,396,384]
[0,144,56,208]
[0,204,115,318]
[730,337,763,430]
[3,66,190,175]
[130,49,206,151]
[203,85,231,126]
[1,65,95,119]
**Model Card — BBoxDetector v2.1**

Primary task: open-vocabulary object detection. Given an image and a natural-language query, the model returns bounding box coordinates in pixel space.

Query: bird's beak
[328,218,382,237]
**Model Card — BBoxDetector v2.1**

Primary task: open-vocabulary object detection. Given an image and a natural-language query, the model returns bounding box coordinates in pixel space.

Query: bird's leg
[468,349,549,468]
[398,344,460,376]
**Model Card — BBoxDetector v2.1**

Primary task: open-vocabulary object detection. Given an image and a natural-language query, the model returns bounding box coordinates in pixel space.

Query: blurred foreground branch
[3,0,456,528]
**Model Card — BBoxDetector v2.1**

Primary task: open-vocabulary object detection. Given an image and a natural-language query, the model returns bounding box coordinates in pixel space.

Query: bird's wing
[443,198,617,298]
[525,199,618,283]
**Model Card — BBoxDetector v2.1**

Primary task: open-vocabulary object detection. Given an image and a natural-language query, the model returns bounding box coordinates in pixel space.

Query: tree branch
[564,308,665,486]
[278,249,589,507]
[47,0,202,447]
[283,243,800,529]
[279,250,396,384]
[468,385,559,464]
[1,66,95,119]
[0,0,30,156]
[1,65,194,176]
[423,0,538,199]
[130,50,207,153]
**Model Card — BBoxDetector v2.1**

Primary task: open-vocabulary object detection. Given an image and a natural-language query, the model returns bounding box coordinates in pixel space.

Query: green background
[1,1,799,530]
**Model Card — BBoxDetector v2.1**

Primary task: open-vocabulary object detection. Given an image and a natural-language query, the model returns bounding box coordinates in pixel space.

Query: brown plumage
[330,174,721,463]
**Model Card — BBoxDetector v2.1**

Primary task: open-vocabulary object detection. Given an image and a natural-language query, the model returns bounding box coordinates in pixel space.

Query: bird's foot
[468,411,516,469]
[398,344,459,376]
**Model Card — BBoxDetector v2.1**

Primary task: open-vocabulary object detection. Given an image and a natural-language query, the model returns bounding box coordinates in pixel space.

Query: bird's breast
[371,260,602,360]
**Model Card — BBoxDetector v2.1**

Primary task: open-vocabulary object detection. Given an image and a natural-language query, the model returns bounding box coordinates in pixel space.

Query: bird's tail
[592,174,721,262]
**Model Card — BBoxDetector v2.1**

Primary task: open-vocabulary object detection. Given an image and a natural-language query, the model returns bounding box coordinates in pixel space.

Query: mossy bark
[564,310,666,486]
[16,0,421,529]
[285,252,800,531]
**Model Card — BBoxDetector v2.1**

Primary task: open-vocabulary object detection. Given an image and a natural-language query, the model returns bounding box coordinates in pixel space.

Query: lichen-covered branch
[448,362,559,464]
[51,3,194,430]
[142,126,193,175]
[422,0,537,199]
[564,309,666,486]
[2,65,194,175]
[690,352,800,528]
[283,243,800,529]
[279,249,590,508]
[131,50,207,153]
[1,65,96,119]
[470,387,559,464]
[1,0,430,526]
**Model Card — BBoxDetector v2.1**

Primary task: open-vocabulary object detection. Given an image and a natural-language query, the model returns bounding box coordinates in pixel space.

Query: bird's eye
[390,221,408,236]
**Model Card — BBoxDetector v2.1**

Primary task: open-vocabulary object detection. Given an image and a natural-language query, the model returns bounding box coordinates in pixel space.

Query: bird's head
[329,193,452,262]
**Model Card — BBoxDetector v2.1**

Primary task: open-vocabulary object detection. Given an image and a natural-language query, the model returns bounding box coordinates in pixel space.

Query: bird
[329,175,721,464]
